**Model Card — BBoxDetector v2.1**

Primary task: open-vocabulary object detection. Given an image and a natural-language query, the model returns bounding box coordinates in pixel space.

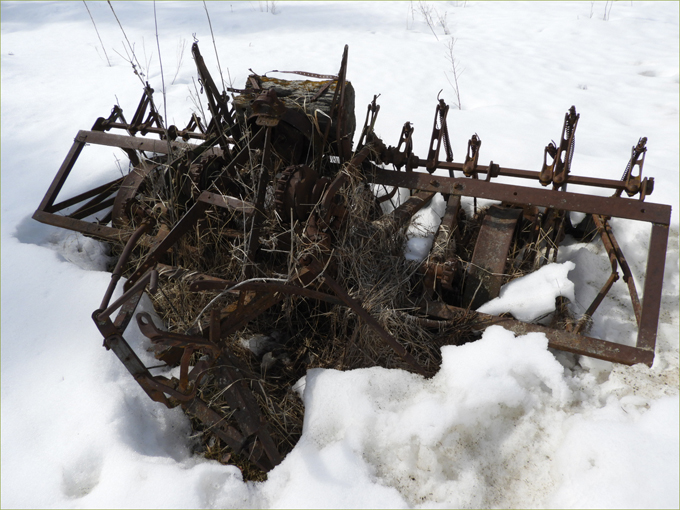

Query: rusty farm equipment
[34,43,671,476]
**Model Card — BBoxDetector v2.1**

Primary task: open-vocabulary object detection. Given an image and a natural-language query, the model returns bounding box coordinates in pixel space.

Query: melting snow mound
[264,326,573,508]
[477,261,576,322]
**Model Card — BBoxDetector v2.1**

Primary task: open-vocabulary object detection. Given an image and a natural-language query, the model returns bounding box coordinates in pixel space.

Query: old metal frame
[33,43,673,475]
[366,166,669,366]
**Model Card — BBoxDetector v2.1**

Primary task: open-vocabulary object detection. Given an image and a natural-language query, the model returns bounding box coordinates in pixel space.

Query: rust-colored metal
[463,205,522,309]
[34,43,672,473]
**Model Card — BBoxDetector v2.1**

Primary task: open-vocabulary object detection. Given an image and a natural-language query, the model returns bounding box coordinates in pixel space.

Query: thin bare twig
[153,1,169,130]
[418,1,439,41]
[203,1,227,93]
[444,38,463,110]
[107,0,145,77]
[83,1,111,66]
[171,38,187,85]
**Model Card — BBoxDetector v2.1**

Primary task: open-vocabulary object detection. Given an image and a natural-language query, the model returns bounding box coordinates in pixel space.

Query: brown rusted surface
[463,205,522,309]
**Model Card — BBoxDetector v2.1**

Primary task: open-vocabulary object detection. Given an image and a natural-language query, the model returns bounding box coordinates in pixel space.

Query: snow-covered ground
[1,2,678,508]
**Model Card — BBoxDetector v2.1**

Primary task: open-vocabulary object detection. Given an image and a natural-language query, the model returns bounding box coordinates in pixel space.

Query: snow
[477,261,576,322]
[1,1,678,508]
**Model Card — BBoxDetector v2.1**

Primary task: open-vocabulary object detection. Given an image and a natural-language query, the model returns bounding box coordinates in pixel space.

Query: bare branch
[444,38,463,110]
[83,1,111,66]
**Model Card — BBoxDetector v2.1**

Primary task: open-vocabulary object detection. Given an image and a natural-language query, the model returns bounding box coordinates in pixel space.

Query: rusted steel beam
[76,129,224,157]
[637,223,670,352]
[47,176,124,213]
[369,166,671,225]
[33,209,128,242]
[419,300,655,366]
[36,133,88,213]
[376,190,436,231]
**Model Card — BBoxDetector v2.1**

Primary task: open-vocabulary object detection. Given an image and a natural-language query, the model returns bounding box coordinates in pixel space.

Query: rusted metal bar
[574,270,619,334]
[335,45,351,163]
[380,190,436,230]
[33,209,128,241]
[69,197,115,220]
[637,222,670,352]
[99,334,174,405]
[94,120,208,141]
[137,312,220,351]
[419,300,655,366]
[98,269,158,321]
[100,222,151,310]
[369,166,672,224]
[424,194,461,294]
[198,193,255,215]
[593,215,642,325]
[36,132,88,213]
[191,42,239,146]
[77,129,224,156]
[112,290,144,333]
[47,176,124,213]
[122,198,209,291]
[400,158,654,194]
[425,97,453,172]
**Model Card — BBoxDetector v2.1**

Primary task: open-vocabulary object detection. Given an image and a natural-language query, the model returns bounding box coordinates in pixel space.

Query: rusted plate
[463,205,522,309]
